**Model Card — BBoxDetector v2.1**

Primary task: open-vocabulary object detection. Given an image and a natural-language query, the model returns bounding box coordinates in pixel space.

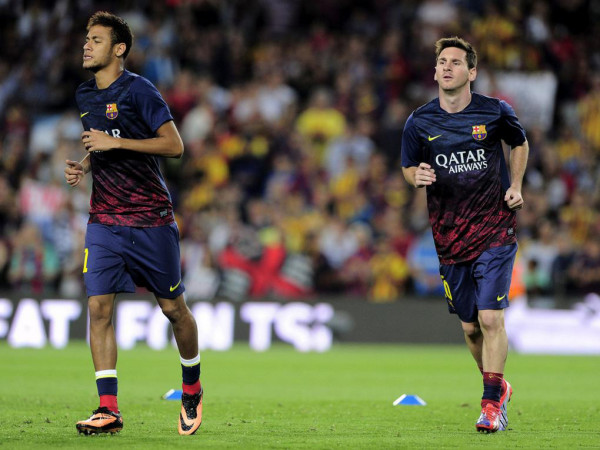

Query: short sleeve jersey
[75,70,175,227]
[401,92,526,264]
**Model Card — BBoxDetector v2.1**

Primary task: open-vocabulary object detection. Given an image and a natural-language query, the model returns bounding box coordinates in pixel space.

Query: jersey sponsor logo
[472,124,487,141]
[497,294,507,301]
[101,129,121,138]
[170,279,182,292]
[428,134,442,141]
[80,111,90,118]
[435,148,488,174]
[106,103,118,120]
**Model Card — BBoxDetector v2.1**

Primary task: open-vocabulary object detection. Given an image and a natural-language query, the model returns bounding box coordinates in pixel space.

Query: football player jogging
[401,37,528,433]
[64,12,203,436]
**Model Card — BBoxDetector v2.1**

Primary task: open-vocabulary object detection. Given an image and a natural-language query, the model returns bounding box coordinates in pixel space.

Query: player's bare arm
[82,121,184,158]
[402,163,437,188]
[64,153,91,187]
[504,140,529,210]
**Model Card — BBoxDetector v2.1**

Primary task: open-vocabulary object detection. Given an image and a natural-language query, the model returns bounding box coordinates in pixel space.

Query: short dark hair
[435,37,477,69]
[87,11,133,59]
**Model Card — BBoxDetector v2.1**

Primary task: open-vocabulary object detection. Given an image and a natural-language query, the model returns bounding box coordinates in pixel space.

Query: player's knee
[159,300,188,324]
[478,310,505,333]
[88,298,113,323]
[462,322,481,339]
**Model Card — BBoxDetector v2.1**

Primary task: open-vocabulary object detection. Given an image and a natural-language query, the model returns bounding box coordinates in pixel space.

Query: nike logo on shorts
[497,294,507,301]
[428,134,442,141]
[170,279,182,292]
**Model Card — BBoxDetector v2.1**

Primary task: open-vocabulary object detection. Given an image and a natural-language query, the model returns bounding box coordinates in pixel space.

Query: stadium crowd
[1,0,599,305]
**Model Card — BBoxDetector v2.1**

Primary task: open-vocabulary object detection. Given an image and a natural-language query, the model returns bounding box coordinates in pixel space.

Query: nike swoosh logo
[170,279,182,292]
[179,413,195,431]
[80,112,90,118]
[497,294,507,301]
[428,134,442,141]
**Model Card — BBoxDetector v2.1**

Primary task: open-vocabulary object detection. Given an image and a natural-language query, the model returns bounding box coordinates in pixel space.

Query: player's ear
[434,68,437,82]
[469,67,477,82]
[115,43,126,58]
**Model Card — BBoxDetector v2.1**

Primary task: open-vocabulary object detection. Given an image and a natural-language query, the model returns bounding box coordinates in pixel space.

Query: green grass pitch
[1,342,599,448]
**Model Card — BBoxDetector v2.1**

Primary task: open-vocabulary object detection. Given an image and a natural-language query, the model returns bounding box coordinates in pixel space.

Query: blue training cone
[162,389,182,400]
[393,394,427,406]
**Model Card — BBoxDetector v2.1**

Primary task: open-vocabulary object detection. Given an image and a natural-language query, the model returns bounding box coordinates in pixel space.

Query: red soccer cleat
[476,403,501,433]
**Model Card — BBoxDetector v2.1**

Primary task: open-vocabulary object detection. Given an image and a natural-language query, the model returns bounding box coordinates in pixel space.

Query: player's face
[434,47,476,93]
[83,25,117,72]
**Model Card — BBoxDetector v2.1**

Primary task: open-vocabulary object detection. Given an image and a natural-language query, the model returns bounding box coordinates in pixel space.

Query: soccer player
[64,12,203,436]
[401,37,528,433]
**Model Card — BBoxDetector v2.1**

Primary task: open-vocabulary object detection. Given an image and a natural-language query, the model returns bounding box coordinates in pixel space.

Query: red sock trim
[483,372,504,386]
[99,395,119,413]
[481,399,500,409]
[182,381,201,395]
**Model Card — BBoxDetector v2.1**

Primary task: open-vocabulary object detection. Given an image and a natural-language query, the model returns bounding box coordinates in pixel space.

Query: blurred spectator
[369,236,410,302]
[568,236,600,295]
[339,223,374,296]
[550,230,576,299]
[8,222,60,295]
[324,118,375,179]
[407,231,443,296]
[180,214,219,301]
[318,215,359,271]
[0,171,19,236]
[577,74,600,153]
[0,238,9,290]
[559,190,597,247]
[521,219,559,289]
[523,258,551,301]
[256,70,297,128]
[180,97,215,147]
[296,87,346,163]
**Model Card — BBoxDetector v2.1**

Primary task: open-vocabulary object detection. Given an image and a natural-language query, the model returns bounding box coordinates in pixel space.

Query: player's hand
[65,159,84,187]
[414,162,436,188]
[82,128,117,152]
[504,187,524,210]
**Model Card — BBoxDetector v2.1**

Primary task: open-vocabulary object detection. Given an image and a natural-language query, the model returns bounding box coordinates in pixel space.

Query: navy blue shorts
[438,243,517,323]
[83,223,185,299]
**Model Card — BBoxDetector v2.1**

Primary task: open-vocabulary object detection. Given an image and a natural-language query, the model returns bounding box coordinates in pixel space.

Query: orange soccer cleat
[76,407,123,435]
[178,387,203,435]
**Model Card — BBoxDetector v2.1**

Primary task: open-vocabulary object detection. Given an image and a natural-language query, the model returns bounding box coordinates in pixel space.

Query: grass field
[1,342,599,449]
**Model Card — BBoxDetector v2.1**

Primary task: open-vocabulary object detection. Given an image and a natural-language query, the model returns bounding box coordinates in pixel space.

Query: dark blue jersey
[75,70,175,227]
[401,92,526,264]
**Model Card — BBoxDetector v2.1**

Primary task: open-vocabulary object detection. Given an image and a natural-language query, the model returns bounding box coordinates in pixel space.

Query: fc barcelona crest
[106,103,118,119]
[472,125,487,140]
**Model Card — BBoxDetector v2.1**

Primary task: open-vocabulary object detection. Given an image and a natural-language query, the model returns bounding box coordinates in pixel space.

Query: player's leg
[440,264,502,431]
[156,294,199,359]
[89,294,118,371]
[77,224,134,435]
[478,309,507,374]
[473,244,517,432]
[157,294,203,435]
[461,320,483,373]
[474,309,509,432]
[76,293,124,435]
[127,223,203,435]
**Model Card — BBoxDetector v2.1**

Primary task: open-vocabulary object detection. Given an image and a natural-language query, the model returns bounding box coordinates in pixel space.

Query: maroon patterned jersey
[76,70,175,227]
[401,93,526,264]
